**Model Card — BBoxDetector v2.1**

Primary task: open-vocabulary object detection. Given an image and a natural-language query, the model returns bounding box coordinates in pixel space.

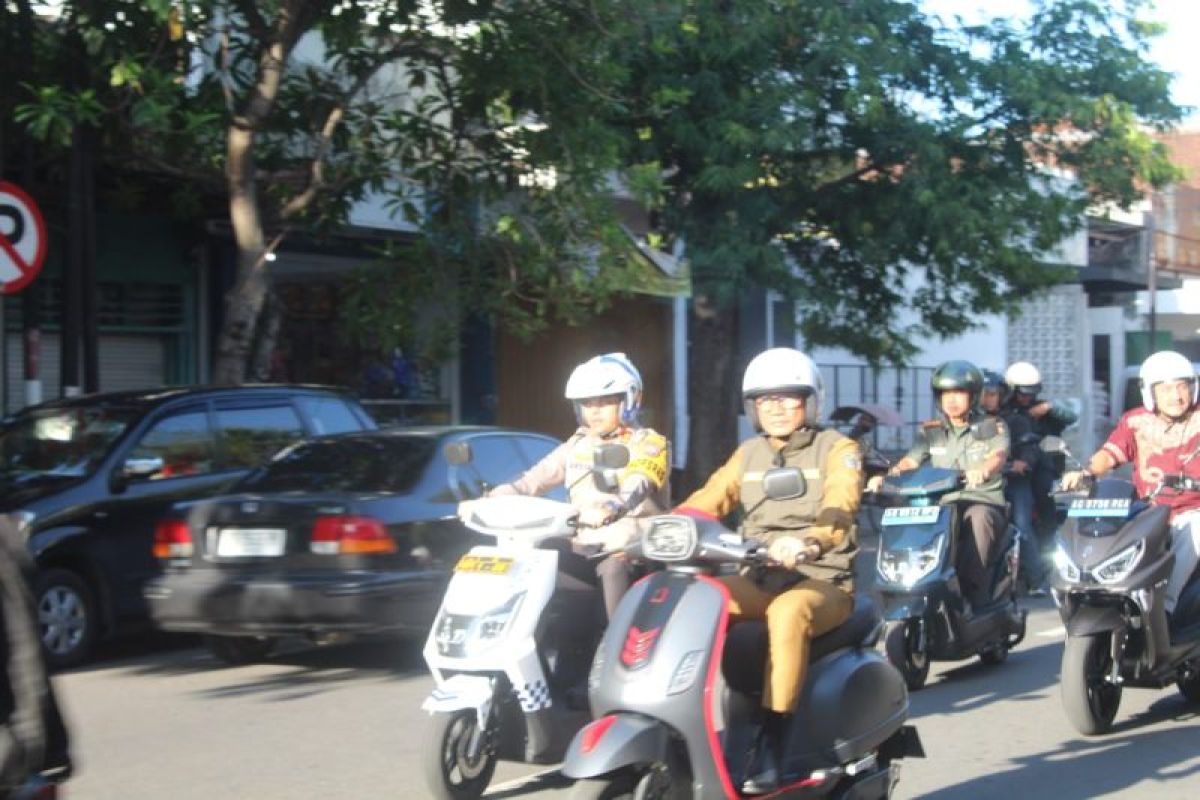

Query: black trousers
[544,538,634,621]
[955,502,1006,608]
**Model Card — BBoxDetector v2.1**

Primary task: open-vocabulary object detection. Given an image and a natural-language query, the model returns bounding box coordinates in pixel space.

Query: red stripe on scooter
[695,574,738,798]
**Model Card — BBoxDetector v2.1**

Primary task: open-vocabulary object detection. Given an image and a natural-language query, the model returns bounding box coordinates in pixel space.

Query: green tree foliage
[601,0,1182,484]
[10,0,640,381]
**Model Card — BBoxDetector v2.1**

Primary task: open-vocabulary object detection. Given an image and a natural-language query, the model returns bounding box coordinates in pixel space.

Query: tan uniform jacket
[489,426,671,548]
[681,428,863,589]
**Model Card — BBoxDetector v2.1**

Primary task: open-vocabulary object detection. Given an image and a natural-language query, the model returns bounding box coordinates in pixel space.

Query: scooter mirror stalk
[593,443,630,470]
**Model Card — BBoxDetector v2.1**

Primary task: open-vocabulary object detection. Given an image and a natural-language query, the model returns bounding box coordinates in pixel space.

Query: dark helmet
[981,369,1010,403]
[931,360,984,405]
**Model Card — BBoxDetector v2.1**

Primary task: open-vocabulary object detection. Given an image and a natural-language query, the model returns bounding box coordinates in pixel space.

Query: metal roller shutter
[5,333,165,412]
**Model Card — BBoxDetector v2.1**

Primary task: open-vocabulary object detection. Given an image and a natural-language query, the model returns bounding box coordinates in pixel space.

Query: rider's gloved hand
[578,502,620,529]
[767,536,820,570]
[865,475,884,493]
[1060,470,1090,491]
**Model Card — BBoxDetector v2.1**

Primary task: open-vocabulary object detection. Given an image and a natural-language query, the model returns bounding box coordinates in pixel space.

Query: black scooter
[1044,436,1200,735]
[562,467,924,799]
[869,464,1027,690]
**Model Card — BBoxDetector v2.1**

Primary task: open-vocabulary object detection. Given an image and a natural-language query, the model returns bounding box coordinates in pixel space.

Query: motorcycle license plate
[1068,498,1131,518]
[880,507,942,526]
[455,555,514,575]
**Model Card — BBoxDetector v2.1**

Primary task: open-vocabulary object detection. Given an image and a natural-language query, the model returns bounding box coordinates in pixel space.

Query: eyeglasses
[753,394,805,410]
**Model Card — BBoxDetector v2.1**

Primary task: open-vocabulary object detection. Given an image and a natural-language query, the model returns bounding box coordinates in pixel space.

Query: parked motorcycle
[870,464,1027,690]
[562,466,923,799]
[1044,436,1200,735]
[419,442,626,799]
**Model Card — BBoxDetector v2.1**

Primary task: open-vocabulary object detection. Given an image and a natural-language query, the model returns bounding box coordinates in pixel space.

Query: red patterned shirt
[1102,405,1200,517]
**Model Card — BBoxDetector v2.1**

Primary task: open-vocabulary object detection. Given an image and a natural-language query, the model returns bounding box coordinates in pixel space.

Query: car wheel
[36,568,99,669]
[205,634,277,665]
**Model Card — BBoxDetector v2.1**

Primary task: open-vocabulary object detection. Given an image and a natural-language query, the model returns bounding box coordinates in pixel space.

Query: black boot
[742,711,789,795]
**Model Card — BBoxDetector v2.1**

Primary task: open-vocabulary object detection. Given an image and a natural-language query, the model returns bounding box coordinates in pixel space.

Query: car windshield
[237,436,438,494]
[0,406,140,478]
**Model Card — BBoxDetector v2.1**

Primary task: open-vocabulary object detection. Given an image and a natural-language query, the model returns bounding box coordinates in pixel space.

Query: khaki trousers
[720,574,853,713]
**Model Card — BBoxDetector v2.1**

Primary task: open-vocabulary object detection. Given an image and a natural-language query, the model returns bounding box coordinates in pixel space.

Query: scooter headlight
[434,592,525,657]
[1053,544,1080,583]
[1092,540,1145,585]
[877,536,943,588]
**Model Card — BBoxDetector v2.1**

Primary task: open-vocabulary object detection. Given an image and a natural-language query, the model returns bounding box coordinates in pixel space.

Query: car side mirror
[444,441,473,466]
[763,467,806,500]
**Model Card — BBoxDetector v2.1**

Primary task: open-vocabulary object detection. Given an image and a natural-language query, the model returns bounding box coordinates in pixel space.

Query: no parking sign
[0,181,48,295]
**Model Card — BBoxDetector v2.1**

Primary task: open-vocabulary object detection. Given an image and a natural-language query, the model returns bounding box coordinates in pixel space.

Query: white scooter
[420,442,625,799]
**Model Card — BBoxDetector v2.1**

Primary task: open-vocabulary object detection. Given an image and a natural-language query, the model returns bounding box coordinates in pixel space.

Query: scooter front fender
[880,594,928,620]
[421,674,493,718]
[1064,603,1125,637]
[560,714,670,780]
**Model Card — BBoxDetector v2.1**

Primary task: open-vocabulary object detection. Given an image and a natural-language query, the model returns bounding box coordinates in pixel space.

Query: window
[297,395,367,435]
[215,405,305,469]
[240,436,435,494]
[0,406,139,478]
[126,410,216,480]
[451,436,525,498]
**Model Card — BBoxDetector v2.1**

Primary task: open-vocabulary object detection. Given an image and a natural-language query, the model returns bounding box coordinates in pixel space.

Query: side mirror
[593,443,630,470]
[592,444,631,493]
[123,456,164,480]
[763,467,806,501]
[1040,436,1066,454]
[444,441,473,466]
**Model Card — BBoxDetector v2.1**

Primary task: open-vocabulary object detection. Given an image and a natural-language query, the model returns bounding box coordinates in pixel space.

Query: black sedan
[144,426,561,663]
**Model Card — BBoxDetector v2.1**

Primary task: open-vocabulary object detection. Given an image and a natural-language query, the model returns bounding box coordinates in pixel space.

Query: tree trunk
[680,289,741,496]
[248,291,283,382]
[211,125,269,384]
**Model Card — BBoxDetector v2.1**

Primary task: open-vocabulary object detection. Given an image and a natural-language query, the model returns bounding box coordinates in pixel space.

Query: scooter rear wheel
[422,709,498,800]
[1061,633,1122,735]
[885,620,930,691]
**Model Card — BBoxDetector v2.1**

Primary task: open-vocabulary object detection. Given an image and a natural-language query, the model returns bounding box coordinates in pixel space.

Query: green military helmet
[931,360,984,404]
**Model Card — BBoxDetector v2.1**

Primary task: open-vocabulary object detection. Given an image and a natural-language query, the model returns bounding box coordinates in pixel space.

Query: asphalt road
[52,598,1200,800]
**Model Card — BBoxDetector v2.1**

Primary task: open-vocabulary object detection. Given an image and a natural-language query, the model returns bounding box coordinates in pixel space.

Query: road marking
[1038,626,1066,638]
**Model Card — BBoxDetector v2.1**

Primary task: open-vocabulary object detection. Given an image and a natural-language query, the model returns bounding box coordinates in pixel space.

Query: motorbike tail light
[580,715,619,754]
[153,519,194,559]
[310,516,397,555]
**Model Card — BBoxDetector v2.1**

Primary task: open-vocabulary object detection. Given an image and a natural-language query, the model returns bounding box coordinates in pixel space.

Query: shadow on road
[914,706,1200,799]
[908,636,1061,716]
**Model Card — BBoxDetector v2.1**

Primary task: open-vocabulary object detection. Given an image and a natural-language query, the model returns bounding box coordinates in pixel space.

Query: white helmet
[1139,350,1198,412]
[1004,361,1042,396]
[742,348,824,429]
[564,352,643,425]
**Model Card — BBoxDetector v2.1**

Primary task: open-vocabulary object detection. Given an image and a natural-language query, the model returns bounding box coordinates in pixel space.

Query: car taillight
[153,519,193,559]
[310,516,397,555]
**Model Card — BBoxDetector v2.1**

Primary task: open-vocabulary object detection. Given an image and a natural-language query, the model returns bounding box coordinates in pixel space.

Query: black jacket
[0,517,71,798]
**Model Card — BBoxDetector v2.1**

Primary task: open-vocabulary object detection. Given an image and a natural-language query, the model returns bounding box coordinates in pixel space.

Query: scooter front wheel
[884,620,931,691]
[422,709,498,800]
[1061,633,1122,735]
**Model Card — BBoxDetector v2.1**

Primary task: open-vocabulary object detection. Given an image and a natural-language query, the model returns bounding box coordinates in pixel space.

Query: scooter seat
[721,593,881,696]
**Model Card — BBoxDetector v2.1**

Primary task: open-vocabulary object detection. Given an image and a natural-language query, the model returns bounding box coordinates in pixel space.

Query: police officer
[677,348,861,794]
[879,361,1010,610]
[460,353,670,618]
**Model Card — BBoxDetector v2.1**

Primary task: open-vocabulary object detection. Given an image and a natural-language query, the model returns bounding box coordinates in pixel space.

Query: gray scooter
[1045,437,1200,735]
[561,467,924,799]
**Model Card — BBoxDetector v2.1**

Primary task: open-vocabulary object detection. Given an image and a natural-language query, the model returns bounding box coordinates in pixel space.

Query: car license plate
[455,555,514,575]
[880,507,942,526]
[215,528,287,557]
[1068,498,1132,518]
